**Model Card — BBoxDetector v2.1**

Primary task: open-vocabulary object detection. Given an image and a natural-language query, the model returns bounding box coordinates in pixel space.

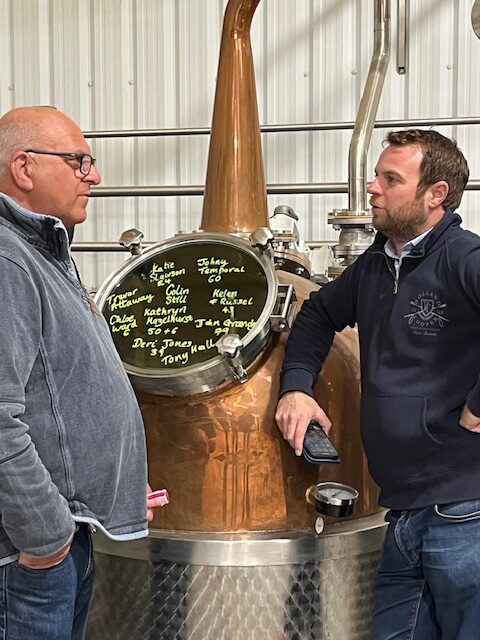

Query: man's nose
[367,177,381,194]
[85,165,101,185]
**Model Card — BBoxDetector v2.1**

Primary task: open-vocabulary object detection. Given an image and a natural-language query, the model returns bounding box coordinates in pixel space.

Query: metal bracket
[215,334,248,383]
[119,228,144,256]
[270,284,297,332]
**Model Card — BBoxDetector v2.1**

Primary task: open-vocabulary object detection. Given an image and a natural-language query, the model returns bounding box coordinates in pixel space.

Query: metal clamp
[215,334,248,383]
[271,204,298,223]
[119,228,144,255]
[249,227,274,255]
[270,284,297,332]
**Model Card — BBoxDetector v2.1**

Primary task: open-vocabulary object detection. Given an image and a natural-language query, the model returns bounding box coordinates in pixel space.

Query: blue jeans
[0,524,94,640]
[372,500,480,639]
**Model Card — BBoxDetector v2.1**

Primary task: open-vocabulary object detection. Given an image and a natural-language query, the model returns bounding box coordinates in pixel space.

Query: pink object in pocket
[147,489,170,506]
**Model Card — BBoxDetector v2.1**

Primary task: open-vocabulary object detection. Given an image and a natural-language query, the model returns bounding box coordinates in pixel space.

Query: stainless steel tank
[87,1,386,638]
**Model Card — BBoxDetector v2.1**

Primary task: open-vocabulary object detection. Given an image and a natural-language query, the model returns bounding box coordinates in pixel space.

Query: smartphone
[302,420,340,464]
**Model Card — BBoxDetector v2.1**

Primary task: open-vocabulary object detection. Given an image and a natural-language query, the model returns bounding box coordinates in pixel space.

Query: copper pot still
[141,276,379,532]
[130,0,381,534]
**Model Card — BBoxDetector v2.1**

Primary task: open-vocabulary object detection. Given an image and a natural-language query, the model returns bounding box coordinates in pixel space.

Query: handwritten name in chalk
[107,290,155,310]
[143,305,194,335]
[131,336,215,362]
[146,314,193,326]
[225,318,256,330]
[149,261,186,286]
[144,305,187,316]
[213,318,257,337]
[132,337,157,351]
[165,283,189,305]
[146,314,193,336]
[160,338,208,351]
[159,351,190,366]
[109,314,138,337]
[211,288,237,298]
[196,257,245,283]
[157,338,216,365]
[130,343,189,362]
[194,318,221,329]
[222,297,254,307]
[209,288,254,306]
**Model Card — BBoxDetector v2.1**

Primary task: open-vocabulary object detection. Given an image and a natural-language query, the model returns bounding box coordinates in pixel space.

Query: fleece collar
[367,210,462,258]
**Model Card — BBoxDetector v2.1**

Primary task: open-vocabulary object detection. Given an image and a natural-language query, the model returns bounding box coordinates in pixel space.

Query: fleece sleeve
[280,260,359,397]
[447,239,480,416]
[0,255,75,557]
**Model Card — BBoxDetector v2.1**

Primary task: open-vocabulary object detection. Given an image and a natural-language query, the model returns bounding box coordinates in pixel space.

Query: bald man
[0,107,161,640]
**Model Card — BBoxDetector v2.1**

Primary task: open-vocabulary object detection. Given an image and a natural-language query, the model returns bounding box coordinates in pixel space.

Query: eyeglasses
[25,149,96,176]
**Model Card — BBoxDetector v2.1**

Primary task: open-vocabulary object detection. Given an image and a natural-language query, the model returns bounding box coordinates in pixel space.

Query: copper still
[139,271,380,531]
[89,1,386,638]
[137,0,380,531]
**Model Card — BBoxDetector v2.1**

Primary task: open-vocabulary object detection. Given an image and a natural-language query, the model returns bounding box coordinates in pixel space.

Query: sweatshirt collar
[0,193,78,280]
[0,192,69,237]
[384,226,434,259]
[368,210,462,257]
[0,191,73,251]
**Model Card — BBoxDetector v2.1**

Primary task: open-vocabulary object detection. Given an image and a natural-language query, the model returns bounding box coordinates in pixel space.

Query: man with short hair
[275,129,480,638]
[0,106,164,640]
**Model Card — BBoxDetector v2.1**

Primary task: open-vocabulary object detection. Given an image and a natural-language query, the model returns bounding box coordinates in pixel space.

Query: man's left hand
[18,533,74,570]
[459,404,480,432]
[146,484,169,522]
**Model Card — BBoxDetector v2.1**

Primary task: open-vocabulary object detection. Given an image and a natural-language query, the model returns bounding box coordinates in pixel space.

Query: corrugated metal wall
[0,0,479,289]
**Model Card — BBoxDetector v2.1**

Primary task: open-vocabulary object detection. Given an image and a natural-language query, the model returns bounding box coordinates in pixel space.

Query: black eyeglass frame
[25,149,96,176]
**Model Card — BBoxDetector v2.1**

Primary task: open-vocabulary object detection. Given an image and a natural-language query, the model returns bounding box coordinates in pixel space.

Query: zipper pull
[393,278,399,294]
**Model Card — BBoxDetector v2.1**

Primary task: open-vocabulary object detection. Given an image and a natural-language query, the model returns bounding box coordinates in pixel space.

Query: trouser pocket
[434,498,480,522]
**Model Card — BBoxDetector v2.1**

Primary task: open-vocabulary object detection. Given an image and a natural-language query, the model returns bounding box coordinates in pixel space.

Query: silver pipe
[72,243,131,252]
[397,0,408,74]
[89,180,480,199]
[70,240,336,253]
[89,182,348,198]
[349,0,391,212]
[83,116,480,139]
[91,185,206,197]
[71,241,339,252]
[71,241,339,253]
[71,241,338,253]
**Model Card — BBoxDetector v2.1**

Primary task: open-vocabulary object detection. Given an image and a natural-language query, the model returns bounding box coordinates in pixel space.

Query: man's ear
[9,151,34,192]
[427,181,449,209]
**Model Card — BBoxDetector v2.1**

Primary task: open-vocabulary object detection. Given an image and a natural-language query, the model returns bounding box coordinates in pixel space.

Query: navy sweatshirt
[280,211,480,509]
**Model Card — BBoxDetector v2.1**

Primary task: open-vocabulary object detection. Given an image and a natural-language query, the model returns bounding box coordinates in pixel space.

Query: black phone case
[302,421,340,464]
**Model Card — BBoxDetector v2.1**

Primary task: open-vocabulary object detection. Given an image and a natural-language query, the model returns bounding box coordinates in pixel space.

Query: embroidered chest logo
[404,291,449,335]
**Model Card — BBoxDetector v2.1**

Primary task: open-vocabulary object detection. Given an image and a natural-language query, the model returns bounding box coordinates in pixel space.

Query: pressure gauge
[312,482,359,518]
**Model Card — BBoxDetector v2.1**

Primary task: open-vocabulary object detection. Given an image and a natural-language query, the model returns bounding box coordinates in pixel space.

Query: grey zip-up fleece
[0,193,148,565]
